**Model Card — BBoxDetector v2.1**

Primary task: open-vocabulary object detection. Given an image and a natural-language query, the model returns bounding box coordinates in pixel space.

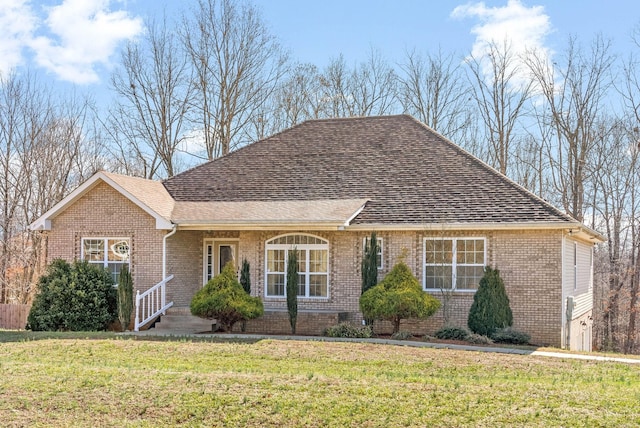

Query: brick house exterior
[31,115,602,349]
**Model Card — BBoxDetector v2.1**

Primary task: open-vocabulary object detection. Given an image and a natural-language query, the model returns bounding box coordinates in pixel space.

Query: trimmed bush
[324,322,373,338]
[361,232,379,294]
[190,263,264,332]
[491,327,531,345]
[466,333,494,345]
[27,259,117,331]
[360,261,440,334]
[117,264,134,331]
[434,325,471,341]
[286,249,298,334]
[240,258,251,294]
[467,266,513,337]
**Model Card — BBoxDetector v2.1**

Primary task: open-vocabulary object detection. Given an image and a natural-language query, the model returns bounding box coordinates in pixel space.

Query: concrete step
[153,311,215,333]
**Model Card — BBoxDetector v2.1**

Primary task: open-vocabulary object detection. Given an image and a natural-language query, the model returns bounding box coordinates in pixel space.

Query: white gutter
[162,225,177,279]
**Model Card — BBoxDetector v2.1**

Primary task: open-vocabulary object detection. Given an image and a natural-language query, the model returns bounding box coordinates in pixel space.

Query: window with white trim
[81,238,130,284]
[265,234,329,298]
[363,237,383,270]
[424,238,485,291]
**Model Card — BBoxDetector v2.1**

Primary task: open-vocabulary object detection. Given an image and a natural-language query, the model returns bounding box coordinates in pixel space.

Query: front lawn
[0,333,638,426]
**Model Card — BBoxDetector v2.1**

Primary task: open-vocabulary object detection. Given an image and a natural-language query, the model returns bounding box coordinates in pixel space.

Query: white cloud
[452,0,553,65]
[0,0,143,84]
[0,0,37,75]
[29,0,143,84]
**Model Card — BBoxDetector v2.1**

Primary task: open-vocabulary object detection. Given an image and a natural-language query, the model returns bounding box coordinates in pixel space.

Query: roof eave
[175,221,348,231]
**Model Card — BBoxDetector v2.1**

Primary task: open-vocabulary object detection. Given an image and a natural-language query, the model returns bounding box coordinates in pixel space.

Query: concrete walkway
[126,330,640,365]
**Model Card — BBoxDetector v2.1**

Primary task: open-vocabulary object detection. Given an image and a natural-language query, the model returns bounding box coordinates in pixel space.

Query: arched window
[265,234,329,298]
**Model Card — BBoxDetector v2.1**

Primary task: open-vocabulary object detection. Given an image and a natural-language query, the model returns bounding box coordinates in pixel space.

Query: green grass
[0,332,639,427]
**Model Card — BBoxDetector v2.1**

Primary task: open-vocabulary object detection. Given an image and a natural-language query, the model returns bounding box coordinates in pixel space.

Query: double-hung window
[265,234,329,298]
[81,238,130,284]
[424,238,485,291]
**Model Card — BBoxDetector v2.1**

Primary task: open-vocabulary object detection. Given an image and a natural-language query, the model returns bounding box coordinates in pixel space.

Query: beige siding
[47,182,165,294]
[562,236,595,350]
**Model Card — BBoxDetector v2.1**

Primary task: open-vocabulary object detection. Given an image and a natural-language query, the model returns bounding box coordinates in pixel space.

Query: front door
[204,240,238,283]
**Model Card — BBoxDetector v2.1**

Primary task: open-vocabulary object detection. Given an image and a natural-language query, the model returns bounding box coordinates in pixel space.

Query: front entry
[203,239,238,283]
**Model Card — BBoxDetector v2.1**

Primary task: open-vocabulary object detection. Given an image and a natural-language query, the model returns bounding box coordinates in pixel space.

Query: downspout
[561,232,566,349]
[163,225,177,280]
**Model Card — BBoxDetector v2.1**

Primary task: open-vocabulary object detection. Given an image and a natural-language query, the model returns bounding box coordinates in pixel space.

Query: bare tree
[109,15,193,178]
[466,40,533,176]
[525,36,615,221]
[182,0,287,159]
[398,48,473,144]
[0,71,100,303]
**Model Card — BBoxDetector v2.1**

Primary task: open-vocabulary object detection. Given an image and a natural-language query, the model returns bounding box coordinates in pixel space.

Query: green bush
[27,259,117,331]
[434,325,471,341]
[491,327,531,345]
[324,322,373,338]
[467,266,513,337]
[240,258,251,294]
[360,261,440,334]
[286,249,298,334]
[466,333,494,345]
[117,264,134,331]
[190,263,264,332]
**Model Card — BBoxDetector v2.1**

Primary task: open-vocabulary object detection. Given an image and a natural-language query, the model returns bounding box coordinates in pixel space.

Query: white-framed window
[423,238,485,291]
[363,237,383,270]
[265,234,329,298]
[81,238,130,284]
[203,239,238,284]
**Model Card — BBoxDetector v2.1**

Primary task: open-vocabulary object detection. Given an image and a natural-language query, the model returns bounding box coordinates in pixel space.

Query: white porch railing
[134,275,174,331]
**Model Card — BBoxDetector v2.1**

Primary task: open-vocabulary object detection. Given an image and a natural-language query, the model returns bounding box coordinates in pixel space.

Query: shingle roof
[103,171,174,221]
[163,115,576,226]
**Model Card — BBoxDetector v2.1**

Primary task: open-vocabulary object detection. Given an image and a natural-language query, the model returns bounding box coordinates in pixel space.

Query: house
[30,115,602,349]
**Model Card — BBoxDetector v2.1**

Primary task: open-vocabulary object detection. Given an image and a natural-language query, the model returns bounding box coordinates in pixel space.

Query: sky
[1,0,639,103]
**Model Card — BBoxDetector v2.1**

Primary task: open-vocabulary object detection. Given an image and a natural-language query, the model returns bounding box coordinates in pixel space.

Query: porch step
[152,308,215,333]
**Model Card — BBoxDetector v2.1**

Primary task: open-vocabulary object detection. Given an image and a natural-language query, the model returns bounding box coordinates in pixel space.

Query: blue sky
[1,0,639,99]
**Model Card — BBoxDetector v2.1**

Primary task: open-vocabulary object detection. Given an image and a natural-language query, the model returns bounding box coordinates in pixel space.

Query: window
[363,237,383,270]
[424,238,485,291]
[265,234,329,298]
[82,238,130,284]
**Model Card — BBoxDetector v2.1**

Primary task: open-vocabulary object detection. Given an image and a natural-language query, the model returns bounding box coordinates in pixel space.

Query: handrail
[134,275,174,331]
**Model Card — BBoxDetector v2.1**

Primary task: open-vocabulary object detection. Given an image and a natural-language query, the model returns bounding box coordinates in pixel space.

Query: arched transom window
[265,234,329,298]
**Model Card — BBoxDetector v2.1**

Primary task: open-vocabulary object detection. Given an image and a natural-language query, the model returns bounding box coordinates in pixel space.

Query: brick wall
[47,182,165,294]
[48,187,566,347]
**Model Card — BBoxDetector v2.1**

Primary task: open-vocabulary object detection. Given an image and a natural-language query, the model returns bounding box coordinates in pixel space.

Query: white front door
[204,240,238,283]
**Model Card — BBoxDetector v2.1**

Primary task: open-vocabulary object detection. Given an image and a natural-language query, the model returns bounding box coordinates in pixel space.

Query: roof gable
[30,171,174,231]
[164,115,577,227]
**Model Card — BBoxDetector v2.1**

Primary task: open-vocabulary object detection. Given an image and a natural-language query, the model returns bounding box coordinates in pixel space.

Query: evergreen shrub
[467,266,513,337]
[27,259,117,331]
[360,261,440,334]
[190,263,263,332]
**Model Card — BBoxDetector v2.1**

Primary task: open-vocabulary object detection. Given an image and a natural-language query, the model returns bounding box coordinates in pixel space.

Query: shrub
[467,266,513,337]
[240,258,251,294]
[27,259,117,331]
[324,322,373,338]
[466,333,494,345]
[360,261,440,334]
[190,263,264,332]
[434,325,471,341]
[286,249,298,334]
[491,327,531,345]
[117,264,134,331]
[361,232,379,294]
[391,331,413,340]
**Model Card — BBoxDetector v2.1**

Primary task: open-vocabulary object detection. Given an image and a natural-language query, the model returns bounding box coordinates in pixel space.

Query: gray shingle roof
[163,115,576,225]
